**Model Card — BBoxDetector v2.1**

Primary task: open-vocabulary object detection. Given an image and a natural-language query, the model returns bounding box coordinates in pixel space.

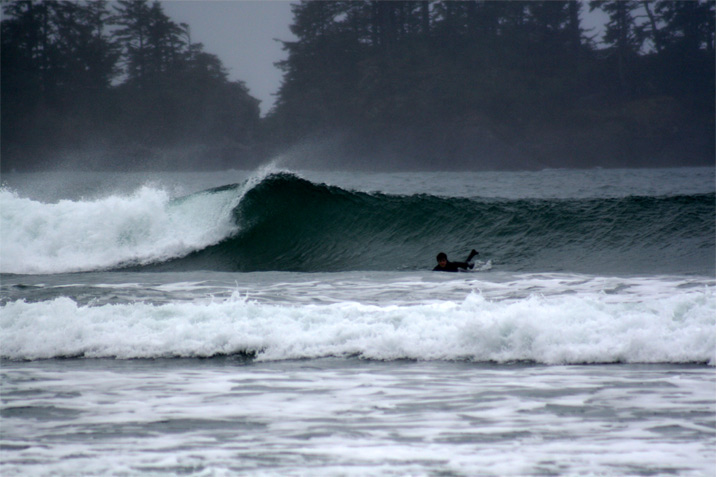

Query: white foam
[0,166,295,275]
[0,187,235,275]
[2,286,713,364]
[3,360,713,476]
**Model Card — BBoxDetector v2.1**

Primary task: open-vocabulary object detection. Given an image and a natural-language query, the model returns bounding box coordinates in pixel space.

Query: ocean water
[1,166,714,476]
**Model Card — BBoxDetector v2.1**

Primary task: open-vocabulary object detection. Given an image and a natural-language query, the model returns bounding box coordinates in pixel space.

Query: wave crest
[2,171,714,274]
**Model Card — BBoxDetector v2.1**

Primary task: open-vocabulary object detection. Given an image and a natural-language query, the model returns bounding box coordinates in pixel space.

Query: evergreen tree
[656,0,714,54]
[1,0,118,161]
[654,0,715,101]
[589,0,645,98]
[269,0,713,168]
[1,0,261,170]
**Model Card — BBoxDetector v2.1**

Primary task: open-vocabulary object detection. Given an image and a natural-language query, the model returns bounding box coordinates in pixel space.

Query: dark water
[133,172,715,274]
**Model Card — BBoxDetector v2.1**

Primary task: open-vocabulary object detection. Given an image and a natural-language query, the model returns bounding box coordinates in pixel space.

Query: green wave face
[144,172,715,274]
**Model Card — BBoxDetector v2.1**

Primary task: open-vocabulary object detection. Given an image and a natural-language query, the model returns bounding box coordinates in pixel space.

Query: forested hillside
[2,1,714,171]
[1,0,261,170]
[266,0,714,169]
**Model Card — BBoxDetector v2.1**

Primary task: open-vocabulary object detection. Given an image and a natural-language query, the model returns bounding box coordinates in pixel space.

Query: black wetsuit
[433,261,473,272]
[433,250,479,272]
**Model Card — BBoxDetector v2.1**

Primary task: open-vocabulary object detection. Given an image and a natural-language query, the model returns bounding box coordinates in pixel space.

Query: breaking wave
[2,286,713,364]
[1,171,713,274]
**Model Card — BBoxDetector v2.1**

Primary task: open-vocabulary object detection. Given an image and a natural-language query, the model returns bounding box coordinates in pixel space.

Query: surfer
[433,249,479,272]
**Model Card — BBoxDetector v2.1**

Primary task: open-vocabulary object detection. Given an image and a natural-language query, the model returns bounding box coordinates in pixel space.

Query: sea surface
[1,166,714,476]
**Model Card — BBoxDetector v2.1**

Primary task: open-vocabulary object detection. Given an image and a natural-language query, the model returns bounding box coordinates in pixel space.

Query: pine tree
[590,0,645,98]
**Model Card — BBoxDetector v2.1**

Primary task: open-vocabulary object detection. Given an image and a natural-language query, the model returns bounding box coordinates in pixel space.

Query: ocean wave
[1,170,714,275]
[2,287,714,364]
[0,169,267,274]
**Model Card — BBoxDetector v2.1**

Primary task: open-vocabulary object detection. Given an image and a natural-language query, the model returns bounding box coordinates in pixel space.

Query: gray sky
[162,1,296,116]
[161,1,607,117]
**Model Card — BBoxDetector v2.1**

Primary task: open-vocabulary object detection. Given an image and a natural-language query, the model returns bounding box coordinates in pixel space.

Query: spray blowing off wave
[1,170,714,275]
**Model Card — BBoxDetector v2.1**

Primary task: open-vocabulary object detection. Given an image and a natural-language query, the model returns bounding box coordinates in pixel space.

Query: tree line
[266,0,714,169]
[2,1,714,171]
[1,0,261,170]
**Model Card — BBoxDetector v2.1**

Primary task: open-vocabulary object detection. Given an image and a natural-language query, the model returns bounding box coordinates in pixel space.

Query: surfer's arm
[455,250,479,270]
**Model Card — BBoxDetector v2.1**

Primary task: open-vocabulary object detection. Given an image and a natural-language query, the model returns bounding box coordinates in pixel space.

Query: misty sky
[162,1,296,116]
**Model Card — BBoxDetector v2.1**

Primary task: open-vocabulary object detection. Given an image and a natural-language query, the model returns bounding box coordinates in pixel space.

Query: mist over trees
[1,0,714,171]
[266,0,714,169]
[1,0,260,170]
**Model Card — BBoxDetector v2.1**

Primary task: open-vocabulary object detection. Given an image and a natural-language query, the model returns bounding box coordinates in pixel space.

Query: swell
[2,171,713,275]
[151,173,715,274]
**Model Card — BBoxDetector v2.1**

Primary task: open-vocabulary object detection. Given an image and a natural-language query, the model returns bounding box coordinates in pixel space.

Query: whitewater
[1,166,715,476]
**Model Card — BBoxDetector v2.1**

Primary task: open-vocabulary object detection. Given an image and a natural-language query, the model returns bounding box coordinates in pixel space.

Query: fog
[162,1,295,117]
